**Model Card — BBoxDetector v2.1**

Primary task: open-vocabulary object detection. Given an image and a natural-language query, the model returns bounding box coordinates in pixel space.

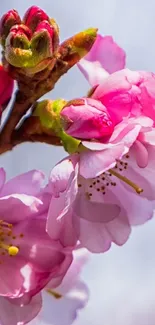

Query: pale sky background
[1,1,155,324]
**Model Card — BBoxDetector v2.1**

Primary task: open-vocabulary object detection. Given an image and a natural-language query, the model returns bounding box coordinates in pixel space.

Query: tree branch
[0,131,62,155]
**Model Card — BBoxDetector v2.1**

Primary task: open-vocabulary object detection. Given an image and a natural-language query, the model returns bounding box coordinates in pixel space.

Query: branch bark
[0,131,62,155]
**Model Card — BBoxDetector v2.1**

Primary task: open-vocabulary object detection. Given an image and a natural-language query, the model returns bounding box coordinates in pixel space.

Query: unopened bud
[59,28,97,66]
[5,24,31,67]
[0,9,21,46]
[23,6,49,32]
[61,98,114,140]
[31,21,55,58]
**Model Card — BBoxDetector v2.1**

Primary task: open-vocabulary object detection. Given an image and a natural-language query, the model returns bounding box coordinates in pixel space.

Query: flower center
[78,154,143,198]
[0,220,24,259]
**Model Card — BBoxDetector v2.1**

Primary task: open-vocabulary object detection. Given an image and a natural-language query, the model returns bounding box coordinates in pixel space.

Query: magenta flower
[78,34,155,125]
[61,98,114,139]
[0,168,72,299]
[78,34,126,86]
[30,248,89,325]
[0,65,14,111]
[47,115,155,253]
[92,69,155,124]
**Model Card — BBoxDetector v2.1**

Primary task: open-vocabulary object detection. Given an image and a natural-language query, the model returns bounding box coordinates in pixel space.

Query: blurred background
[1,0,155,324]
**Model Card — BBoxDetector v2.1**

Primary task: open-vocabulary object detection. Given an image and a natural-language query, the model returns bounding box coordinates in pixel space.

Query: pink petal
[34,280,89,325]
[74,193,121,223]
[82,121,141,151]
[133,140,149,168]
[79,144,127,178]
[1,170,45,197]
[54,248,89,295]
[138,129,155,145]
[0,293,42,325]
[120,145,155,202]
[78,35,126,86]
[47,195,79,248]
[0,194,42,223]
[0,65,14,108]
[92,69,141,124]
[0,168,6,192]
[79,217,112,253]
[13,217,73,295]
[48,156,78,197]
[0,257,28,297]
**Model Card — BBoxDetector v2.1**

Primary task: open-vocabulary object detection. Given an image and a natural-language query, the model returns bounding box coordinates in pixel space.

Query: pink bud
[0,65,14,110]
[61,98,114,140]
[0,9,21,44]
[9,24,32,41]
[35,21,54,39]
[23,6,49,32]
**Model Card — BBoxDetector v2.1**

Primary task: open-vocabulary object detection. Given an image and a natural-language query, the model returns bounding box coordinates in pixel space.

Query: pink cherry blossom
[30,248,89,325]
[92,69,155,124]
[78,34,126,86]
[78,34,155,125]
[61,98,114,139]
[0,168,72,300]
[47,115,155,253]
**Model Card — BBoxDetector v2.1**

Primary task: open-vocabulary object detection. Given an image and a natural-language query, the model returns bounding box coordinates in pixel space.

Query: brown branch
[0,59,68,146]
[0,91,34,144]
[0,132,62,155]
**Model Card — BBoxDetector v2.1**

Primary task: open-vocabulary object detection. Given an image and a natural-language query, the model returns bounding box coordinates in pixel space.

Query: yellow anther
[109,169,143,194]
[8,246,19,256]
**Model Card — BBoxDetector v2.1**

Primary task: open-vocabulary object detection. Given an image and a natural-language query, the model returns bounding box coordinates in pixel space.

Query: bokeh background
[1,0,155,324]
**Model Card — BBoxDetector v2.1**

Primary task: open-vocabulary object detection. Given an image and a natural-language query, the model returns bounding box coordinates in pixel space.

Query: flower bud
[61,98,114,140]
[5,24,31,67]
[31,21,55,58]
[0,64,14,111]
[23,6,49,32]
[0,9,21,46]
[4,18,58,71]
[59,28,97,66]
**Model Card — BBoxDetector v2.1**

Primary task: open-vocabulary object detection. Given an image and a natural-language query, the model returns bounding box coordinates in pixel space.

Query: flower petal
[0,257,28,297]
[78,35,126,86]
[121,145,155,202]
[0,194,42,223]
[92,69,141,124]
[0,168,6,192]
[47,195,79,248]
[32,281,88,325]
[1,170,45,197]
[13,217,73,295]
[80,144,127,178]
[0,293,42,325]
[48,156,78,197]
[53,248,89,295]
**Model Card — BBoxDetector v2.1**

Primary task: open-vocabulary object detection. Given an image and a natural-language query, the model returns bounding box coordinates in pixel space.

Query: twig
[0,131,62,155]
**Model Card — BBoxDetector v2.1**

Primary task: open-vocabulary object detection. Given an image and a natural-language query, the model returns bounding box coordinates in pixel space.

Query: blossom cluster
[0,4,155,325]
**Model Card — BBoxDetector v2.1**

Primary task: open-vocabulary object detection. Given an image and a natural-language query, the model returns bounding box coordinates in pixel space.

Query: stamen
[0,221,12,228]
[109,169,143,194]
[46,289,62,299]
[0,242,19,256]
